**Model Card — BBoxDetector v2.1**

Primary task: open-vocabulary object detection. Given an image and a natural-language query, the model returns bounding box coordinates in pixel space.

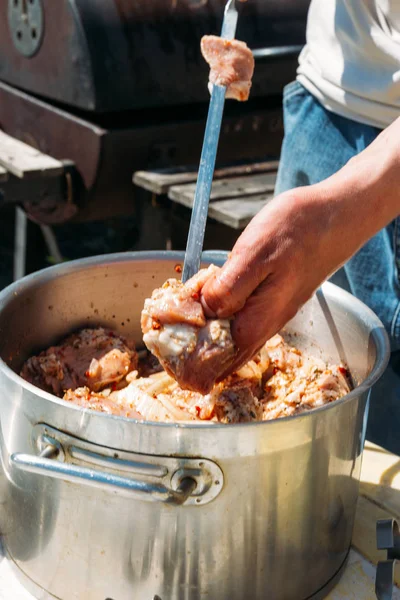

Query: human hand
[201,117,400,376]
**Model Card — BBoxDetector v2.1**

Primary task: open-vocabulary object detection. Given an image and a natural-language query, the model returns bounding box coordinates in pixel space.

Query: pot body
[0,251,389,600]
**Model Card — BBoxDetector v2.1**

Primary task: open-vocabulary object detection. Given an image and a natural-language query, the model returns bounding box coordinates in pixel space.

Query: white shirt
[297,0,400,129]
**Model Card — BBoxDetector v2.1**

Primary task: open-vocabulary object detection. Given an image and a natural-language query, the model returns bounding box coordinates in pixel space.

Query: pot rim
[0,250,391,430]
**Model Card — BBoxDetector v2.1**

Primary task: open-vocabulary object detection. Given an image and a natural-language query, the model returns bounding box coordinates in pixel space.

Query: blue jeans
[276,81,400,454]
[276,80,400,352]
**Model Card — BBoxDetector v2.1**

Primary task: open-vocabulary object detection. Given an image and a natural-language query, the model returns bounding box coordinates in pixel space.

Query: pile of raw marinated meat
[20,267,350,424]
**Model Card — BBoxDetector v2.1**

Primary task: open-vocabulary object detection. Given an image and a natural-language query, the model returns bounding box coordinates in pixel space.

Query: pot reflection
[0,403,59,564]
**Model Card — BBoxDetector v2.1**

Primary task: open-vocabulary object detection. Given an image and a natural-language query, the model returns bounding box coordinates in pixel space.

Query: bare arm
[201,116,400,375]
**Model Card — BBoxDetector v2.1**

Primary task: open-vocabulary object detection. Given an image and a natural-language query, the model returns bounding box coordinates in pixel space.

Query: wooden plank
[208,194,273,229]
[352,494,400,587]
[168,189,273,230]
[133,160,279,195]
[169,172,277,207]
[0,131,64,179]
[326,549,400,599]
[349,441,400,588]
[0,165,8,183]
[0,554,54,599]
[360,441,400,520]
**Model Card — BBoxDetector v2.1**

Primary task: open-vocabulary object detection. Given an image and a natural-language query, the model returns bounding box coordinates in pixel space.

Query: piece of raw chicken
[21,327,137,396]
[141,265,236,394]
[201,35,255,101]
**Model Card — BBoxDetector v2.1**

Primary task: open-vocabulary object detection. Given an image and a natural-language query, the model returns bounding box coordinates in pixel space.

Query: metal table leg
[13,206,27,281]
[376,519,400,599]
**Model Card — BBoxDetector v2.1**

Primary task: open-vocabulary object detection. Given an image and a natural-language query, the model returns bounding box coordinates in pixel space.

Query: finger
[232,279,299,351]
[201,203,282,317]
[201,254,257,317]
[200,294,217,318]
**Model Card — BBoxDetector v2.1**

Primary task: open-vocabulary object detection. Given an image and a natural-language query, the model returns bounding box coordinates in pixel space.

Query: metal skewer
[181,0,238,282]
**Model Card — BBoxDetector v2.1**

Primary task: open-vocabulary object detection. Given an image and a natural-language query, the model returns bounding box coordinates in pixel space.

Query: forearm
[314,117,400,264]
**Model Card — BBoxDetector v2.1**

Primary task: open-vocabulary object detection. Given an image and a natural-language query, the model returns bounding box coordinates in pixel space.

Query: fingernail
[201,296,217,318]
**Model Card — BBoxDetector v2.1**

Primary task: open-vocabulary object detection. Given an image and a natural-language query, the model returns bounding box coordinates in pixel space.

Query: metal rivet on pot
[35,431,65,463]
[169,460,224,505]
[171,468,201,495]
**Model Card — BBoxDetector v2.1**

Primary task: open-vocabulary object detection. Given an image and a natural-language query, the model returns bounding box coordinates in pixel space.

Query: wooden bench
[0,131,70,280]
[133,160,279,232]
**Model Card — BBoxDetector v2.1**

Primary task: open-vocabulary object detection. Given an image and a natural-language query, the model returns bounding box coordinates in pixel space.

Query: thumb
[201,246,270,319]
[201,258,246,317]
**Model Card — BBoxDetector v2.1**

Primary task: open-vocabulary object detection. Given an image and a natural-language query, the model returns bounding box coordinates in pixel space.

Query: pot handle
[10,445,203,506]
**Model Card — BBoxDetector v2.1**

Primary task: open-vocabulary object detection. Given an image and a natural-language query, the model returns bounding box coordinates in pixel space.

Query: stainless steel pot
[0,251,389,600]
